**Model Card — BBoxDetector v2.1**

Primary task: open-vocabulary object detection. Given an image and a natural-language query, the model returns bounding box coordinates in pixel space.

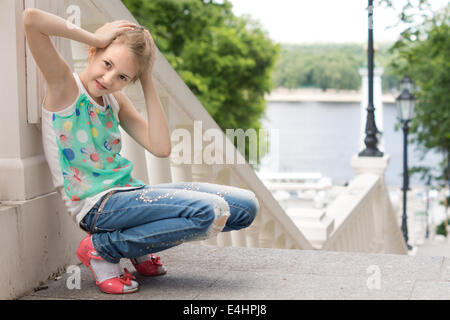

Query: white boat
[256,171,333,209]
[257,171,332,193]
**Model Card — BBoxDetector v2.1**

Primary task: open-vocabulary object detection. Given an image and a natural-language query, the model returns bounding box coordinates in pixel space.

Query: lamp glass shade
[396,90,416,121]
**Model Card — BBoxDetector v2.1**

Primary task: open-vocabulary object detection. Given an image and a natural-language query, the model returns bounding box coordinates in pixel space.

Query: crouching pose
[23,8,259,294]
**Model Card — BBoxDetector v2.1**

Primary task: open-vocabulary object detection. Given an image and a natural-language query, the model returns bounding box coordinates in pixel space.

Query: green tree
[121,0,279,168]
[272,43,396,92]
[383,2,450,189]
[390,22,450,186]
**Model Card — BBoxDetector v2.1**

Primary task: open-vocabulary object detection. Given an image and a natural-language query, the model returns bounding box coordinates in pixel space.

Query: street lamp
[396,75,416,249]
[425,174,432,239]
[359,0,383,157]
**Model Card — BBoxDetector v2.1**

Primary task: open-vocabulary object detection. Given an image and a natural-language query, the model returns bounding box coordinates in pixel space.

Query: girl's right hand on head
[94,20,136,48]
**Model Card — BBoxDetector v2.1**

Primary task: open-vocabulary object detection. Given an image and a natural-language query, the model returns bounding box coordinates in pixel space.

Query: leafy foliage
[436,218,449,237]
[273,43,398,92]
[383,1,450,188]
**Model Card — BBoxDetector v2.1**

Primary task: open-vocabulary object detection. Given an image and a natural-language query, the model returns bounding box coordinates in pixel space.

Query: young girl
[23,8,259,295]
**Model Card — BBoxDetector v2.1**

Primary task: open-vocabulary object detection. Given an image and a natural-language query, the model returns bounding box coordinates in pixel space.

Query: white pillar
[170,123,193,182]
[351,154,390,178]
[0,0,55,201]
[191,164,215,183]
[358,67,385,152]
[351,154,391,252]
[145,95,172,184]
[119,128,150,185]
[0,0,85,299]
[170,163,193,182]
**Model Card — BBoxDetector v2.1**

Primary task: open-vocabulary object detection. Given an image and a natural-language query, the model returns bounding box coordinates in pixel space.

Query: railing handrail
[321,173,407,254]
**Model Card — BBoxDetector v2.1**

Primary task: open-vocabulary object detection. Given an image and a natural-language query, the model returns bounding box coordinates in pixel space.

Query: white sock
[132,254,151,264]
[90,259,123,283]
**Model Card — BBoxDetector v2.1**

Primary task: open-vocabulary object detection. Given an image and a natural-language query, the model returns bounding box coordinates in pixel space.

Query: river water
[260,101,443,187]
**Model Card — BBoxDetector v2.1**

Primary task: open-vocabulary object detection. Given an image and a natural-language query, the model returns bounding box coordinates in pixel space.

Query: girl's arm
[115,75,171,158]
[140,73,172,158]
[116,27,171,158]
[23,8,135,88]
[139,30,171,158]
[23,8,97,87]
[115,50,171,158]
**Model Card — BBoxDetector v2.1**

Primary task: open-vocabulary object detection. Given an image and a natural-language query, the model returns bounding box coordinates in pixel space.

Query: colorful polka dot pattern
[52,94,145,202]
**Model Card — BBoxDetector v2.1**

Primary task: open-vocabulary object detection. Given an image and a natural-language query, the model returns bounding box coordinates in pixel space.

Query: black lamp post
[396,75,416,249]
[359,0,383,157]
[425,174,432,239]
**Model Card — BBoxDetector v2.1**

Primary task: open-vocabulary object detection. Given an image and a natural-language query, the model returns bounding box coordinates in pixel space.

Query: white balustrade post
[191,164,215,182]
[145,95,172,184]
[170,123,194,182]
[217,232,233,247]
[119,129,150,185]
[244,206,263,248]
[259,216,276,248]
[146,153,172,185]
[170,162,193,182]
[351,154,390,251]
[202,237,218,246]
[231,230,247,247]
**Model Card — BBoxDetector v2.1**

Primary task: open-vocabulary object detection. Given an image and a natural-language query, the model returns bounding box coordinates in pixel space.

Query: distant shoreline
[266,87,396,104]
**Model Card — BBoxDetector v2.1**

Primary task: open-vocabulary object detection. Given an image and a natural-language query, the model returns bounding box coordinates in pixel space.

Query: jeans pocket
[91,225,116,233]
[85,211,117,233]
[80,212,94,233]
[84,190,117,233]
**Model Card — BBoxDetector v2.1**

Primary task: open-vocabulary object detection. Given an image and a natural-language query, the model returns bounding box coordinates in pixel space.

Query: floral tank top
[41,72,146,225]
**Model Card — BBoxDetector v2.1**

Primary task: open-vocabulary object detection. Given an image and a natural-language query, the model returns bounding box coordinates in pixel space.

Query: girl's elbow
[23,8,37,27]
[148,145,171,158]
[160,147,171,158]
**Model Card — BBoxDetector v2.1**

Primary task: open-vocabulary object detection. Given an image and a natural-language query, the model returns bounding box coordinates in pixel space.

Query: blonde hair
[89,26,156,83]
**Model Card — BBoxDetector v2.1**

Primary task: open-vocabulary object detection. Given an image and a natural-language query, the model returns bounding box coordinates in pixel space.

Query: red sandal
[76,235,139,294]
[131,254,167,276]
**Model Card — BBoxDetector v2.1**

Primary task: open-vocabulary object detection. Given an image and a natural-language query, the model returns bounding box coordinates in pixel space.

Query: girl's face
[83,43,138,98]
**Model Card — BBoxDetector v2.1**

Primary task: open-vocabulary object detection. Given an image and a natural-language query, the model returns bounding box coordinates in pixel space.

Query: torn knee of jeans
[205,200,230,238]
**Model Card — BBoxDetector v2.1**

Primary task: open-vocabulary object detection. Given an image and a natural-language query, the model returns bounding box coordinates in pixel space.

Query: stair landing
[19,244,450,300]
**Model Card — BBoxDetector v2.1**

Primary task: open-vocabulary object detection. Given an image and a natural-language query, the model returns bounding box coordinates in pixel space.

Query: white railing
[321,173,407,254]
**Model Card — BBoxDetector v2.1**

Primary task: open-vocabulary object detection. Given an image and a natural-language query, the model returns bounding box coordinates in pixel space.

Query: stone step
[416,237,450,258]
[19,244,450,300]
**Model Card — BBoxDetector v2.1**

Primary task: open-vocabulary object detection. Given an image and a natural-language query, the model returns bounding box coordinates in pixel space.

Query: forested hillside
[273,43,398,92]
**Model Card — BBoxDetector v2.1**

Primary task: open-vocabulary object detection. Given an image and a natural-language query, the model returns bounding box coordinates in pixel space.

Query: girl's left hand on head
[94,20,137,48]
[142,28,157,76]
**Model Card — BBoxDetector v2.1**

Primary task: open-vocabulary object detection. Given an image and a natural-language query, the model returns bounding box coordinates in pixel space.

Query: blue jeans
[80,182,259,263]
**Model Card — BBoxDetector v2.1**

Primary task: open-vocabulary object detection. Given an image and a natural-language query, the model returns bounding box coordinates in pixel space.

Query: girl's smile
[95,79,107,90]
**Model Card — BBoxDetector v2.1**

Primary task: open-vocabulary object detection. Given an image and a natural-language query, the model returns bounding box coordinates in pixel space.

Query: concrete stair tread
[19,244,450,300]
[416,238,450,258]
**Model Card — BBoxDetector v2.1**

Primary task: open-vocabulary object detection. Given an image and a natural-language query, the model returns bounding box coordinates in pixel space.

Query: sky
[228,0,449,44]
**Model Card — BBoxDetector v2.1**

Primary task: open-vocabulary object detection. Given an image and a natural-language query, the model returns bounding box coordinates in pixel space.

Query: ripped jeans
[80,182,259,263]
